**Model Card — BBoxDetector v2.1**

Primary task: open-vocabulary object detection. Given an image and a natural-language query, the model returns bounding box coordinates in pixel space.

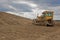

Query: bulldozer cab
[42,11,54,21]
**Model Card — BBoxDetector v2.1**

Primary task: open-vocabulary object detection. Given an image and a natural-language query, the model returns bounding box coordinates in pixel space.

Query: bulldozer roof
[42,11,54,14]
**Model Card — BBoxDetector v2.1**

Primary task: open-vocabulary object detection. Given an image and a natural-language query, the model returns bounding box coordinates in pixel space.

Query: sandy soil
[0,12,60,40]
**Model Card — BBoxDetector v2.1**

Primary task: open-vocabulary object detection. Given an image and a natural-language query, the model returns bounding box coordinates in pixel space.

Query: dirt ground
[0,12,60,40]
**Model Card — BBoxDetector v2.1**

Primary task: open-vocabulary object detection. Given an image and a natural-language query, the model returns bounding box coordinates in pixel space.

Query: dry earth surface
[0,12,60,40]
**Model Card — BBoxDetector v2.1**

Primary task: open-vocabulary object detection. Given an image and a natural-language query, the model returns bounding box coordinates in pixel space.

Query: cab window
[46,12,52,16]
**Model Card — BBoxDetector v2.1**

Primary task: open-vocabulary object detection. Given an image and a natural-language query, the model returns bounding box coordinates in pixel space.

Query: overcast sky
[0,0,60,20]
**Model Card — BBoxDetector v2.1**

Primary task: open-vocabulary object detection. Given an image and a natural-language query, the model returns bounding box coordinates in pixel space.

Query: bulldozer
[33,11,54,26]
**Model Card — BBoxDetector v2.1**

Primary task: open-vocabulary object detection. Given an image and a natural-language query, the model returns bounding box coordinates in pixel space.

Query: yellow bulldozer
[33,11,55,26]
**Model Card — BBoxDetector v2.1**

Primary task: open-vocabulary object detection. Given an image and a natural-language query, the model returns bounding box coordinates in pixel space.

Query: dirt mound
[0,12,60,40]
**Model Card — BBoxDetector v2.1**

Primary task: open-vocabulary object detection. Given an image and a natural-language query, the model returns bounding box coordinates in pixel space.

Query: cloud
[7,5,17,11]
[12,1,38,12]
[13,1,38,8]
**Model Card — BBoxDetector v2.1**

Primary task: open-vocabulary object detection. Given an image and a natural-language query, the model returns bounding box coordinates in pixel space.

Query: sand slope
[0,12,60,40]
